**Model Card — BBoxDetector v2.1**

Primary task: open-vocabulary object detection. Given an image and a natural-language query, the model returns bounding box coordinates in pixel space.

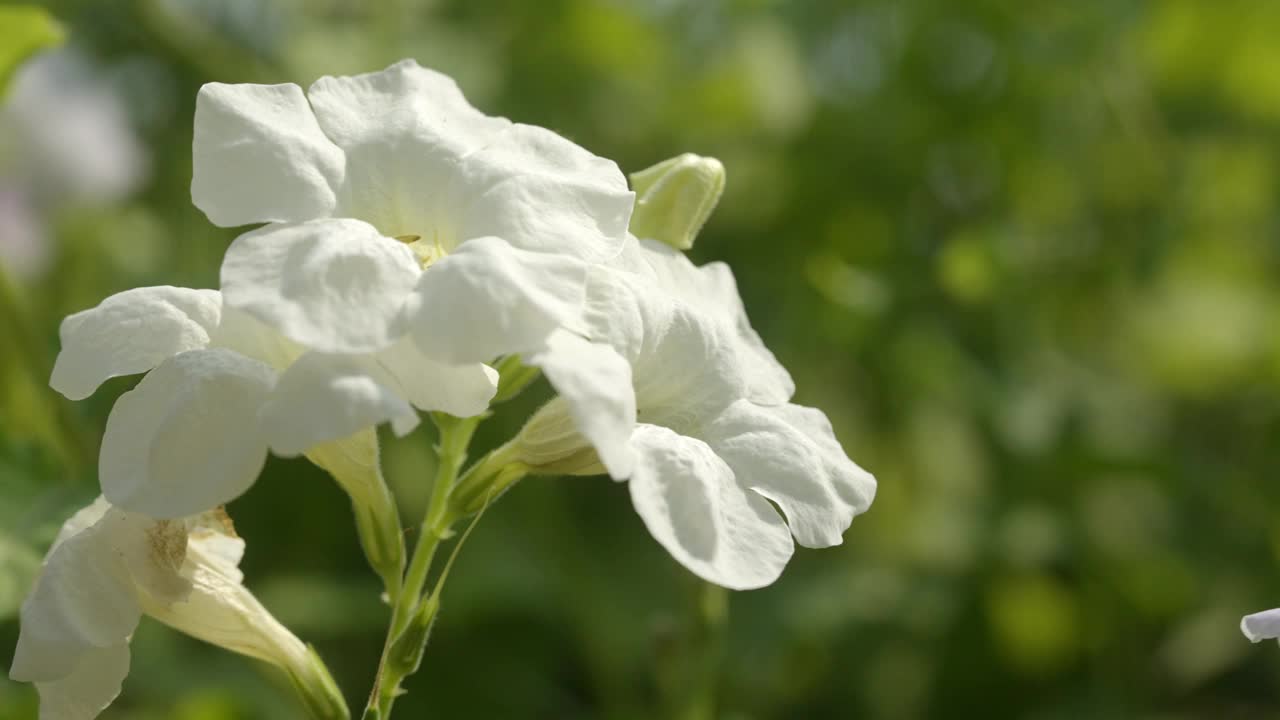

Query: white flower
[0,49,149,278]
[1242,609,1280,644]
[9,497,343,720]
[49,285,489,518]
[511,237,876,589]
[193,58,634,365]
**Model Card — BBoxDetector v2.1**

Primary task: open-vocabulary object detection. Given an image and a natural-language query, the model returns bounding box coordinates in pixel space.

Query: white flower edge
[53,286,495,519]
[9,498,326,720]
[192,60,633,262]
[511,251,875,589]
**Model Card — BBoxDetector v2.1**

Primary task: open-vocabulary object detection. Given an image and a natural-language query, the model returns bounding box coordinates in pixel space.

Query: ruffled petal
[627,424,793,590]
[220,219,420,354]
[10,518,141,682]
[9,502,184,684]
[259,352,419,456]
[306,59,509,239]
[192,82,344,226]
[457,124,633,261]
[631,238,794,405]
[407,236,586,363]
[100,349,274,519]
[527,329,636,478]
[33,643,130,720]
[144,510,309,669]
[50,286,221,400]
[703,401,875,548]
[374,337,498,418]
[694,261,795,404]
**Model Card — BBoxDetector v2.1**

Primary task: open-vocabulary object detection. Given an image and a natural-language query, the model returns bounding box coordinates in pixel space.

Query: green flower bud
[628,153,726,250]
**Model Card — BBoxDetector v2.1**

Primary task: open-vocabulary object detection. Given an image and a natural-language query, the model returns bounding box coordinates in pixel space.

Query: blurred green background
[3,0,1280,717]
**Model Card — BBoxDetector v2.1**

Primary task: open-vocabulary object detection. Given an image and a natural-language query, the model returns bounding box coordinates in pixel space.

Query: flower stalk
[362,412,487,720]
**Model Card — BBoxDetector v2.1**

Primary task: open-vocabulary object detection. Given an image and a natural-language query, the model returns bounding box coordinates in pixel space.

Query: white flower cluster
[11,60,876,719]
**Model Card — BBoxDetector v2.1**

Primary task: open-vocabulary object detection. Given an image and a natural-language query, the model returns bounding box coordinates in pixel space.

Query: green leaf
[0,6,64,97]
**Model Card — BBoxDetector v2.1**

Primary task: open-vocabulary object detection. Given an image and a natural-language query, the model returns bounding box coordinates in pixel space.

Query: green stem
[660,580,729,720]
[361,413,484,720]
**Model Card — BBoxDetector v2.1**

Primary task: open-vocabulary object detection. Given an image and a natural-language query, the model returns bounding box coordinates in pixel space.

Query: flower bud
[628,153,726,250]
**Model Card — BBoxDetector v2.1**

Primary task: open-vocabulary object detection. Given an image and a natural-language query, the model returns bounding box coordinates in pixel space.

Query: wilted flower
[9,497,346,720]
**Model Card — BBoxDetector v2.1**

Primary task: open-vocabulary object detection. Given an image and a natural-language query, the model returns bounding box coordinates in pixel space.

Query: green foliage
[0,5,62,97]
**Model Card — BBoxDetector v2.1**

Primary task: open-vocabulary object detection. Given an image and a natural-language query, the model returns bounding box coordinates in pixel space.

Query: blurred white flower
[1242,608,1280,644]
[512,237,876,589]
[0,49,148,277]
[48,286,493,518]
[8,497,343,720]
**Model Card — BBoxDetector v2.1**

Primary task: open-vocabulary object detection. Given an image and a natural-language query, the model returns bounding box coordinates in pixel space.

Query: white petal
[528,330,636,478]
[50,286,221,400]
[33,643,130,720]
[703,401,875,548]
[583,262,746,428]
[695,261,795,404]
[408,236,586,363]
[634,238,794,405]
[145,527,307,669]
[100,349,274,519]
[1243,609,1280,643]
[627,424,793,590]
[307,59,507,155]
[185,509,245,582]
[9,502,184,684]
[458,124,633,261]
[192,82,344,227]
[220,219,420,354]
[374,337,498,418]
[306,59,509,239]
[259,352,419,456]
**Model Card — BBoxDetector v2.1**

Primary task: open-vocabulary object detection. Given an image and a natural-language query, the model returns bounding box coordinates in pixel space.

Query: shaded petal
[9,502,185,684]
[51,286,221,400]
[703,401,875,548]
[633,238,793,404]
[583,261,744,427]
[374,337,498,418]
[10,514,141,682]
[192,82,344,227]
[209,306,304,370]
[259,352,419,456]
[220,219,420,354]
[144,530,308,669]
[306,59,509,239]
[695,261,795,405]
[1243,609,1280,643]
[627,424,793,590]
[408,236,586,363]
[33,643,130,720]
[528,330,636,478]
[100,349,274,519]
[458,124,633,261]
